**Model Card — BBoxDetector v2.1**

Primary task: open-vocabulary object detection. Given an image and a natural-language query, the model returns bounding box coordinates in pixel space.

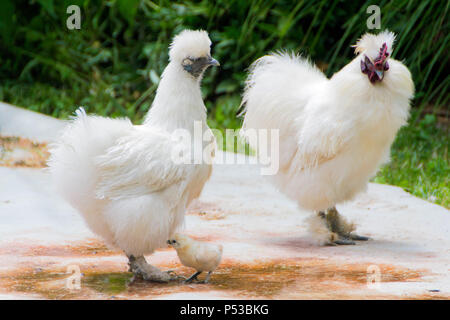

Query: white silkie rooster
[241,31,414,245]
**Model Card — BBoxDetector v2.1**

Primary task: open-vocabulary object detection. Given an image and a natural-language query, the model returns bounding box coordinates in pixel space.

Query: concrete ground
[0,102,449,299]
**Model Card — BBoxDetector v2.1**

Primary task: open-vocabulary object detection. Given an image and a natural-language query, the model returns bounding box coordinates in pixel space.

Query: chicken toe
[347,233,370,241]
[184,271,202,283]
[328,238,356,245]
[128,255,178,283]
[320,207,370,244]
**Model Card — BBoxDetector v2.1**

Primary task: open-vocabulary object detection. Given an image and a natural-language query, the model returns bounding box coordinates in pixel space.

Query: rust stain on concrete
[0,239,121,257]
[0,135,49,168]
[187,200,227,220]
[24,239,122,257]
[0,242,436,300]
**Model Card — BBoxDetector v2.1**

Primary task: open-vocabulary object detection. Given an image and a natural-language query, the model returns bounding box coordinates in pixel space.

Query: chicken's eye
[182,58,193,66]
[182,58,194,74]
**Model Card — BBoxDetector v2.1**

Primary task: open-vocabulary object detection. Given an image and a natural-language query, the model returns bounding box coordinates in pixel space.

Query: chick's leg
[184,271,202,283]
[127,255,177,283]
[202,271,212,284]
[321,207,370,245]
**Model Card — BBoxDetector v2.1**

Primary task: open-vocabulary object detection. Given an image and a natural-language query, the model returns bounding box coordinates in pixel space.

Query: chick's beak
[167,240,172,245]
[209,57,220,67]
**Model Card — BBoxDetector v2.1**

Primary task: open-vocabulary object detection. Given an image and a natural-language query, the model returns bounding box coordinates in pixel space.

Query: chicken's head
[361,43,390,83]
[354,30,395,84]
[169,29,220,78]
[167,233,190,249]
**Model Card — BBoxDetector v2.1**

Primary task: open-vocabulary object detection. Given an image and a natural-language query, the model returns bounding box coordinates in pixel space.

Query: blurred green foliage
[0,0,448,124]
[0,0,448,206]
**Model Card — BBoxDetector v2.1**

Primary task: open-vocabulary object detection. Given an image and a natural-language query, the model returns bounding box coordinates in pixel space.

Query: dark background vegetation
[0,0,448,206]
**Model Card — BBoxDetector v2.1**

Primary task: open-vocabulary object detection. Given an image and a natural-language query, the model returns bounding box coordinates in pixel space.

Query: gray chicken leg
[184,271,202,283]
[319,207,370,245]
[128,255,179,282]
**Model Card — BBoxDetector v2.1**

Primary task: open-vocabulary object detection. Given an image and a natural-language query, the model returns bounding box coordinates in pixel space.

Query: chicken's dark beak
[375,70,384,80]
[209,57,220,67]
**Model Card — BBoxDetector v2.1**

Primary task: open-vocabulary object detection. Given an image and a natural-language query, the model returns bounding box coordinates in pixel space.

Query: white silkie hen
[241,31,414,245]
[167,234,223,283]
[48,30,219,282]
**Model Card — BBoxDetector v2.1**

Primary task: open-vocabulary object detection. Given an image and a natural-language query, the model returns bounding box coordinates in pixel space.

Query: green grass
[373,114,449,208]
[0,0,448,119]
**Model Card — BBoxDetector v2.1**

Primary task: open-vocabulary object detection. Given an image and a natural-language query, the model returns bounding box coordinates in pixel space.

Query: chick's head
[169,29,219,78]
[167,233,191,250]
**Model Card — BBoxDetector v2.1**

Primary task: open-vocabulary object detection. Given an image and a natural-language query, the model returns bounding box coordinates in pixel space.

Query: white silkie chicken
[48,30,219,282]
[241,31,414,245]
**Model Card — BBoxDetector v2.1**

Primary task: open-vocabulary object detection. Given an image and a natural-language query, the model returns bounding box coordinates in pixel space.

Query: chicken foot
[183,271,213,284]
[127,255,179,283]
[319,207,370,245]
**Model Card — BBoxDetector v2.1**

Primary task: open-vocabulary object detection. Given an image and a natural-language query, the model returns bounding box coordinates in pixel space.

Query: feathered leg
[319,207,370,245]
[127,255,179,283]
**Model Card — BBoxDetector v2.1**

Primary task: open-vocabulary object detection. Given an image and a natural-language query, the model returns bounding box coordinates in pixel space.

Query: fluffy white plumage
[169,30,212,62]
[242,31,414,242]
[48,30,215,264]
[168,234,223,283]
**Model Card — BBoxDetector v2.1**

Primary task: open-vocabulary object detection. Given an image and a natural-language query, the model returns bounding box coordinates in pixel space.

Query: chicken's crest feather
[169,29,211,62]
[353,30,395,59]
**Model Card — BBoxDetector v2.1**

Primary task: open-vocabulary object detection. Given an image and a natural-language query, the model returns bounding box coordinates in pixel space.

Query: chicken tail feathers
[241,52,326,150]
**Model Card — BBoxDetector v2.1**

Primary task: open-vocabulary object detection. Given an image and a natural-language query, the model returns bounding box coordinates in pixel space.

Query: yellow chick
[167,234,222,283]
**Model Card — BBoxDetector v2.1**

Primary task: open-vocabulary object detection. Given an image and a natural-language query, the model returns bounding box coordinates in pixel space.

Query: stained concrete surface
[0,102,449,299]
